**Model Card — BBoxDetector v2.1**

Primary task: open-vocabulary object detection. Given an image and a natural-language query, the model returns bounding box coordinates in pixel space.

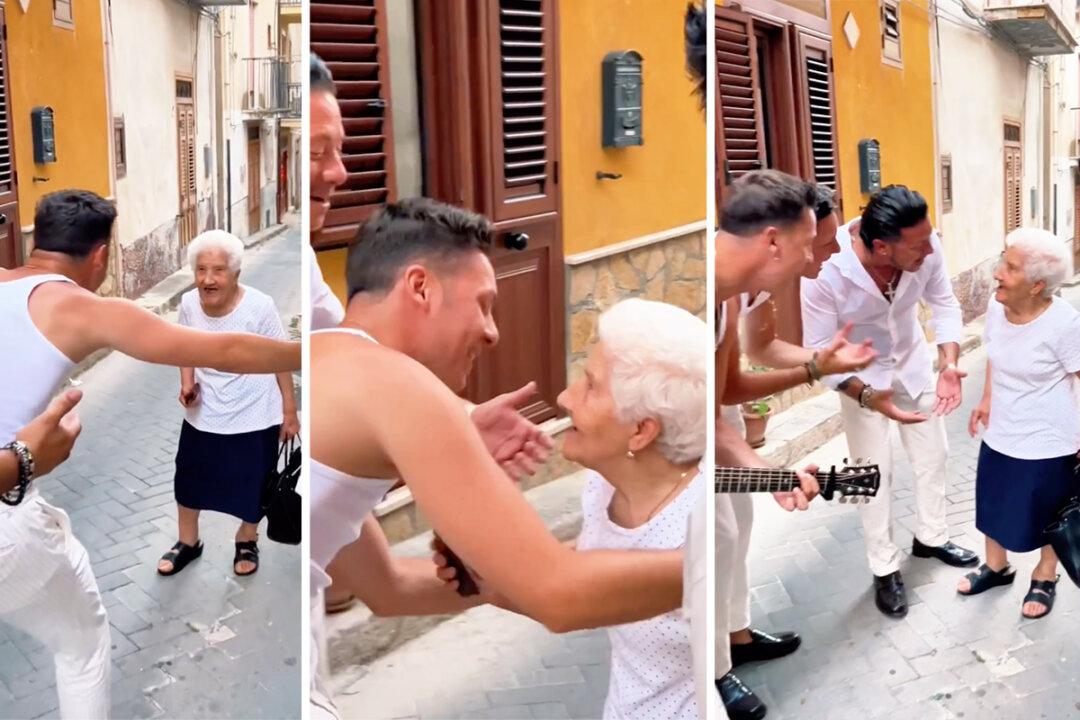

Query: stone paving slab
[0,228,303,720]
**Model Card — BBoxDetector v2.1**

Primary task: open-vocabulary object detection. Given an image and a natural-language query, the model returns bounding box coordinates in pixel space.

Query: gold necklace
[642,467,695,523]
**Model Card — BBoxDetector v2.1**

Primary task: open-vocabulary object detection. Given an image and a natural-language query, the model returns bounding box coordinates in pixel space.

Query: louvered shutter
[715,7,765,206]
[1005,145,1022,233]
[794,33,839,199]
[0,7,19,269]
[311,0,397,248]
[0,15,12,199]
[486,0,558,221]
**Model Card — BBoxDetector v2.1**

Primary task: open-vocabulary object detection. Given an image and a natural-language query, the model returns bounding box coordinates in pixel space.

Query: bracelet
[807,352,823,382]
[858,385,877,409]
[1,440,35,507]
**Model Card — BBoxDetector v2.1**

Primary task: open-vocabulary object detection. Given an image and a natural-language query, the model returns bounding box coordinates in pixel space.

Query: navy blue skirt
[174,420,281,524]
[975,442,1078,552]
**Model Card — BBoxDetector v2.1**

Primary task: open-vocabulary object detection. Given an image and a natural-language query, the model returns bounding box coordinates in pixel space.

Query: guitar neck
[714,467,821,493]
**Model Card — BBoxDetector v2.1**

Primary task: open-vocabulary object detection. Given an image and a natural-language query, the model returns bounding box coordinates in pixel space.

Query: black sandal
[158,540,203,576]
[958,563,1016,596]
[1021,576,1060,619]
[234,540,260,576]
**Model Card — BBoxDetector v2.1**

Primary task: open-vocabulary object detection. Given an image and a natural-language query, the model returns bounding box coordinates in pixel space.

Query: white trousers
[838,384,950,576]
[0,496,111,719]
[715,406,754,683]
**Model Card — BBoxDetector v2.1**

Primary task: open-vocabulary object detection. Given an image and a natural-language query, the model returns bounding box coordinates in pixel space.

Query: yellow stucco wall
[319,246,349,306]
[8,0,111,224]
[831,0,937,223]
[558,1,706,256]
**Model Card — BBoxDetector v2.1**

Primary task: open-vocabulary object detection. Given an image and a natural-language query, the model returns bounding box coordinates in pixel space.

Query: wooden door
[248,130,261,233]
[419,0,565,422]
[310,0,397,248]
[176,78,196,248]
[0,7,20,268]
[1004,121,1022,236]
[278,149,288,221]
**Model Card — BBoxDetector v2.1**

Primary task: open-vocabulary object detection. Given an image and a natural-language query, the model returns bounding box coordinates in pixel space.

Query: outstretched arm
[77,295,300,373]
[371,358,682,633]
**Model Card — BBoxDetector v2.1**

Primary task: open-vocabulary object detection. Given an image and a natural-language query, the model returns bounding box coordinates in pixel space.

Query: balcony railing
[984,0,1077,55]
[242,57,300,117]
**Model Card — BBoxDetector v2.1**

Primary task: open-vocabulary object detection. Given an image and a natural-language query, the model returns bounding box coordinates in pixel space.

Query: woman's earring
[626,450,636,459]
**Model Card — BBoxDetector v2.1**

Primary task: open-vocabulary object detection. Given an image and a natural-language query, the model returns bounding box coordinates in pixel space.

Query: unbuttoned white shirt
[800,220,962,397]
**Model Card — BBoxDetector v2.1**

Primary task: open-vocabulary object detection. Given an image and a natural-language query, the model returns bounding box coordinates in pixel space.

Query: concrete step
[324,468,591,671]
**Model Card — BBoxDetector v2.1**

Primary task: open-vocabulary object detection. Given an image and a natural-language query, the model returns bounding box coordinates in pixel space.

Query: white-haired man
[0,190,298,719]
[156,230,299,578]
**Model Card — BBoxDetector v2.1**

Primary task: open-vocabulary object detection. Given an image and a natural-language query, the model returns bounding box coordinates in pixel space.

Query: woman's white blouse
[177,285,286,435]
[982,295,1080,459]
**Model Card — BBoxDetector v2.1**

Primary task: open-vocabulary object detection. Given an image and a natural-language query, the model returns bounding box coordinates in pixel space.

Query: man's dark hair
[346,197,493,300]
[812,185,836,222]
[858,185,928,249]
[684,3,706,109]
[719,170,816,237]
[33,190,117,258]
[311,54,336,96]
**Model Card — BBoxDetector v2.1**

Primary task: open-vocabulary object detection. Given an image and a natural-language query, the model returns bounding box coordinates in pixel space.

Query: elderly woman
[960,228,1080,619]
[157,230,299,577]
[438,298,709,718]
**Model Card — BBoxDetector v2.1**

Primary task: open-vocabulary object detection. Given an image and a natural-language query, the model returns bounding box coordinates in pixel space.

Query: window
[53,0,74,29]
[113,117,126,179]
[941,154,952,213]
[176,79,193,100]
[880,0,902,67]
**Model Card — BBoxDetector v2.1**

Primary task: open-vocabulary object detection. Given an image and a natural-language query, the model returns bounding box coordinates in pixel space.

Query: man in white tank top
[311,198,692,718]
[0,190,300,719]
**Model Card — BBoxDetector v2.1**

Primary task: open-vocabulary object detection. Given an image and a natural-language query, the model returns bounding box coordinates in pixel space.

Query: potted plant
[741,397,773,449]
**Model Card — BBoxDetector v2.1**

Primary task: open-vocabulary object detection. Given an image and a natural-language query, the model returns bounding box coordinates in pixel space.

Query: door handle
[504,232,529,251]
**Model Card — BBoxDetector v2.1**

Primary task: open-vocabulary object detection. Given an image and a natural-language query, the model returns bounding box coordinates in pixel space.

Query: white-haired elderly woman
[157,230,299,578]
[434,298,707,716]
[960,228,1080,619]
[560,298,708,718]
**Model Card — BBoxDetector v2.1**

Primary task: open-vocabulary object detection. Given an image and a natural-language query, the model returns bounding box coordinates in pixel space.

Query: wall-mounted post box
[31,107,57,164]
[858,138,881,194]
[602,50,643,148]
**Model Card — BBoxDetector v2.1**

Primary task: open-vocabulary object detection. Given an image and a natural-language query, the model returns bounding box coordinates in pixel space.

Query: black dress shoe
[912,538,979,568]
[716,672,767,720]
[874,571,908,617]
[731,628,801,667]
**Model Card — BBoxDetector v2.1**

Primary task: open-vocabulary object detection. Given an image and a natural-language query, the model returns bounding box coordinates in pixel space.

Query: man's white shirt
[801,219,962,396]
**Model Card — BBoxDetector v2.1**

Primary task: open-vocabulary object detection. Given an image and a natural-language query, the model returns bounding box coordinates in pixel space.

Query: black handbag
[262,438,302,545]
[1045,494,1080,588]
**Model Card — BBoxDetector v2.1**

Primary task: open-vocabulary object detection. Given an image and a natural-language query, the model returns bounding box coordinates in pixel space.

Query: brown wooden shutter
[715,6,765,206]
[311,0,397,248]
[0,8,17,269]
[1004,146,1022,233]
[483,0,558,221]
[794,33,840,197]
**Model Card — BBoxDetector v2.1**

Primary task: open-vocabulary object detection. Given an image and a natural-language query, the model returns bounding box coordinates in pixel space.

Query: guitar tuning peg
[861,497,871,504]
[855,457,864,465]
[839,496,848,504]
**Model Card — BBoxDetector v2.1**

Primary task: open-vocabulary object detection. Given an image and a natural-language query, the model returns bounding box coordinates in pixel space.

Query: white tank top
[0,274,77,444]
[308,327,397,595]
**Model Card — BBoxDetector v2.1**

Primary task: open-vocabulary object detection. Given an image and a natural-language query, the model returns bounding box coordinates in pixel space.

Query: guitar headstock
[820,458,881,503]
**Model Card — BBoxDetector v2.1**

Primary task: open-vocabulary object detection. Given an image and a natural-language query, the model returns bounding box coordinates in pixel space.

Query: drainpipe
[100,0,121,294]
[214,10,226,231]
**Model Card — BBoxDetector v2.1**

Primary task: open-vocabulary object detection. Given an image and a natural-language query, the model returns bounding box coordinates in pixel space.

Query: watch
[858,385,877,410]
[1,440,35,507]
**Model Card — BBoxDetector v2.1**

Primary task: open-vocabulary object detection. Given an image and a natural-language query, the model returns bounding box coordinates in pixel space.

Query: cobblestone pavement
[330,604,612,720]
[735,294,1080,720]
[0,227,303,719]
